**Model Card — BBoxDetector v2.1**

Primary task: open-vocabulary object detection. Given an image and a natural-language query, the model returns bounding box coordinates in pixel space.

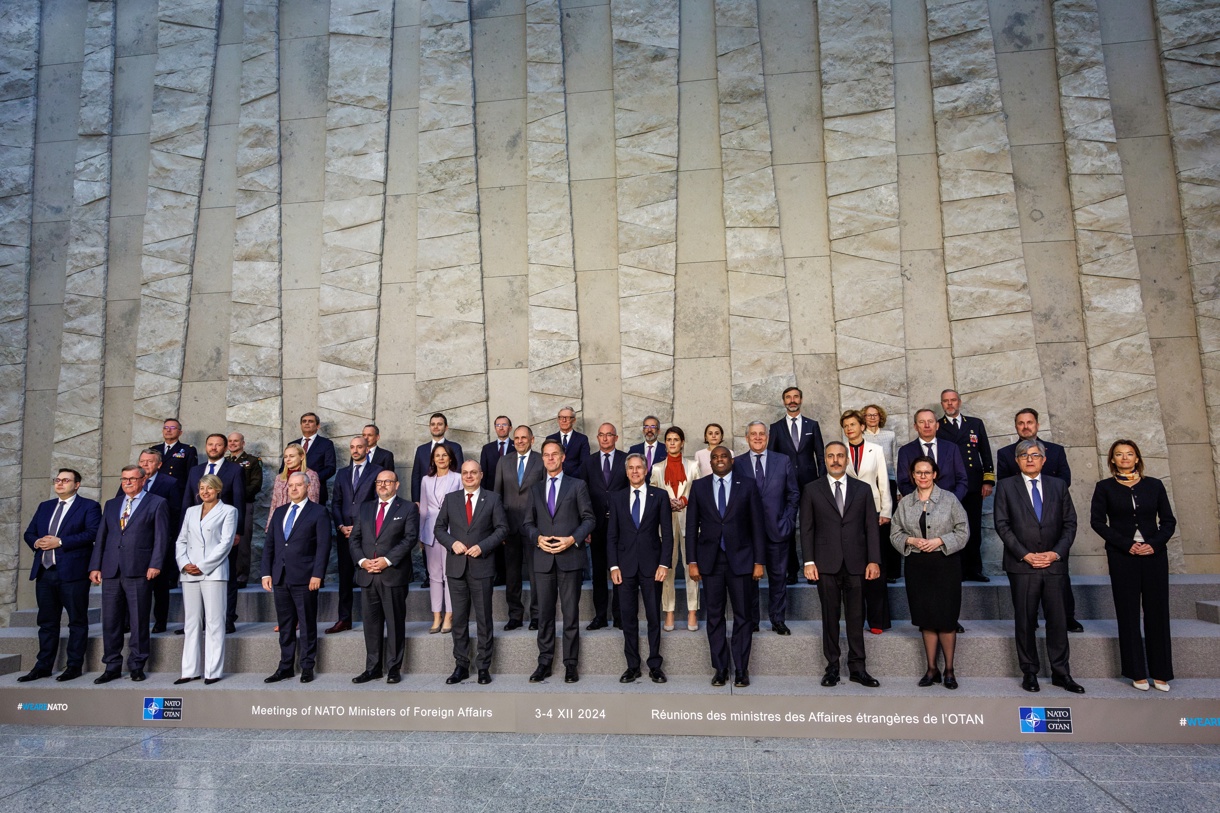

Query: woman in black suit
[1090,439,1177,692]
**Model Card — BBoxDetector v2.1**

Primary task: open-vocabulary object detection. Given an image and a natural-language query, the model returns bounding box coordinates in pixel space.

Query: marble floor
[0,725,1216,812]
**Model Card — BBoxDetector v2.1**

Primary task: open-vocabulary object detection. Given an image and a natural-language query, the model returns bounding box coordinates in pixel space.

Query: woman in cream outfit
[650,427,702,631]
[175,474,237,684]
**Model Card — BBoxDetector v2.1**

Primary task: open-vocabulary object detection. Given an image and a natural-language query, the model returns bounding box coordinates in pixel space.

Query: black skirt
[904,550,962,631]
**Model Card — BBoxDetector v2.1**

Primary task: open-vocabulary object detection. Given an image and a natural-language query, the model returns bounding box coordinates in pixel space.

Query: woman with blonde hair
[265,443,320,532]
[175,474,237,685]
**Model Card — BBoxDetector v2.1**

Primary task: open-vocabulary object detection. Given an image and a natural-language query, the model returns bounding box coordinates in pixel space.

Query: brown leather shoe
[324,620,352,634]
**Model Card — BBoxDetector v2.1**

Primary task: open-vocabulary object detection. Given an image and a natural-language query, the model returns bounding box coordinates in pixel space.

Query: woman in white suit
[175,474,236,685]
[650,427,703,632]
[842,410,893,633]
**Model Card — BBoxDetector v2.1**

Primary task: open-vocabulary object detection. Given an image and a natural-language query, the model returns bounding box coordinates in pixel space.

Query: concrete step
[1197,600,1220,624]
[1,617,1217,680]
[0,654,19,676]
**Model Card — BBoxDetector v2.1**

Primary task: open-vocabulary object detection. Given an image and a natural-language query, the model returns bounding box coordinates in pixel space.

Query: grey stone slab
[580,767,668,801]
[115,0,158,57]
[1100,780,1220,813]
[499,766,593,797]
[662,769,745,802]
[1003,779,1129,813]
[832,775,928,808]
[913,777,1034,812]
[0,787,169,812]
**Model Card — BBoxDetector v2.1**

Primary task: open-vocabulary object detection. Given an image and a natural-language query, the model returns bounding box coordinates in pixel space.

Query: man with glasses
[19,469,102,682]
[583,423,630,630]
[494,425,545,629]
[546,406,589,478]
[628,416,664,471]
[481,415,513,587]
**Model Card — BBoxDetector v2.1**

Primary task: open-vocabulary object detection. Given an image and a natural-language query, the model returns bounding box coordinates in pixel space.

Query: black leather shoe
[174,628,185,635]
[17,668,51,682]
[299,669,315,683]
[734,671,750,688]
[619,668,641,683]
[129,669,147,682]
[943,669,958,690]
[55,666,83,682]
[477,669,491,685]
[173,676,201,685]
[528,620,539,631]
[94,671,122,685]
[504,619,523,631]
[1052,675,1085,694]
[918,668,941,687]
[821,670,840,687]
[325,620,352,634]
[849,671,880,688]
[264,669,294,683]
[150,623,167,634]
[204,677,221,685]
[956,624,966,633]
[649,668,667,684]
[1022,673,1040,692]
[587,618,608,631]
[353,670,382,684]
[1067,620,1084,633]
[446,667,469,685]
[711,670,727,687]
[773,621,791,635]
[564,666,579,683]
[225,622,237,634]
[387,669,401,684]
[529,665,551,683]
[750,623,760,633]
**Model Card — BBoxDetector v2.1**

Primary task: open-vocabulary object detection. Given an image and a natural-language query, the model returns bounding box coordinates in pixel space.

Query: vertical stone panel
[611,0,678,428]
[716,0,793,441]
[526,0,582,425]
[416,0,488,450]
[128,0,221,456]
[52,0,115,499]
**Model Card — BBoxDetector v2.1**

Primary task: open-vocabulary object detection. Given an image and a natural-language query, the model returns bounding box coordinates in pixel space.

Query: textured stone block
[787,256,834,356]
[676,167,725,264]
[474,98,526,187]
[1151,337,1209,443]
[1167,441,1220,554]
[191,207,235,294]
[1105,39,1170,139]
[1023,239,1086,341]
[677,79,720,172]
[484,274,528,369]
[560,4,612,94]
[280,201,323,289]
[1096,0,1156,45]
[674,355,732,436]
[472,13,525,103]
[1134,233,1195,340]
[279,35,329,120]
[280,288,320,379]
[200,123,238,209]
[675,260,729,359]
[565,90,616,180]
[772,162,828,258]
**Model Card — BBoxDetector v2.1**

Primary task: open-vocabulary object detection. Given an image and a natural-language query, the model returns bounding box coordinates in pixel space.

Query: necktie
[45,501,66,568]
[791,417,800,449]
[302,437,311,454]
[717,478,727,517]
[284,502,299,537]
[499,441,506,457]
[955,417,961,429]
[603,453,611,486]
[754,453,764,482]
[1031,479,1043,522]
[353,464,361,488]
[375,501,387,535]
[120,498,131,530]
[208,462,215,475]
[835,479,844,516]
[466,493,474,524]
[143,478,151,492]
[646,445,654,469]
[632,489,641,528]
[548,477,558,517]
[925,442,934,462]
[517,454,525,485]
[562,434,569,450]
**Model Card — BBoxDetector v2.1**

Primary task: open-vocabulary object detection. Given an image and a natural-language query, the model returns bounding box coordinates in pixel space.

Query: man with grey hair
[546,406,590,478]
[582,422,630,629]
[993,438,1083,694]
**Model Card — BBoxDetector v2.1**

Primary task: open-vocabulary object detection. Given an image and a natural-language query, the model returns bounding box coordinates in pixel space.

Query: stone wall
[8,0,1220,615]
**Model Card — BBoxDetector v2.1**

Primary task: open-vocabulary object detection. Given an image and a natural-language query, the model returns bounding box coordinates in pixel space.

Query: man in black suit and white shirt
[348,469,416,684]
[546,406,590,479]
[480,415,514,586]
[411,412,465,502]
[769,386,825,583]
[435,460,508,685]
[993,438,1083,694]
[494,424,545,629]
[181,433,246,634]
[328,436,382,635]
[801,442,882,689]
[583,422,630,630]
[608,453,673,683]
[133,449,182,634]
[362,423,396,473]
[523,439,596,683]
[289,412,337,504]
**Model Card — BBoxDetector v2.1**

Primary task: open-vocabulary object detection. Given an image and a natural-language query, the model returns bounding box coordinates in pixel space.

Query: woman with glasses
[651,426,702,632]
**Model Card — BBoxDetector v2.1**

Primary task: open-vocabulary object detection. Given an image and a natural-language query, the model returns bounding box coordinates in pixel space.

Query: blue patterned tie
[717,478,727,517]
[632,489,641,529]
[754,454,764,483]
[548,477,557,517]
[1031,479,1043,522]
[208,463,215,475]
[517,454,525,485]
[284,503,299,538]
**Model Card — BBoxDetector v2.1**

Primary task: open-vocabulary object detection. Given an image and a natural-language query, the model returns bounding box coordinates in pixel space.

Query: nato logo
[1020,706,1072,734]
[143,697,183,721]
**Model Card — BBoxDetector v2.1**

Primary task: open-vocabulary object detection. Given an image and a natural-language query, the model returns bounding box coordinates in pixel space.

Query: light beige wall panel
[570,177,618,271]
[560,4,612,93]
[565,90,616,180]
[472,13,525,103]
[280,200,323,290]
[676,168,725,264]
[476,185,526,278]
[675,260,730,359]
[674,356,733,437]
[772,163,828,260]
[574,268,620,365]
[1101,39,1169,139]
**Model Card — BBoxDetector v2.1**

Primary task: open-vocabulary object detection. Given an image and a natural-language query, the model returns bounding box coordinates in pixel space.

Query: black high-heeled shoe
[943,669,958,690]
[918,668,942,687]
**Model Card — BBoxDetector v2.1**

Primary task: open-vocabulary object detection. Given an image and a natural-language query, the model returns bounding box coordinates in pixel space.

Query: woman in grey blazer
[175,474,237,684]
[891,456,969,689]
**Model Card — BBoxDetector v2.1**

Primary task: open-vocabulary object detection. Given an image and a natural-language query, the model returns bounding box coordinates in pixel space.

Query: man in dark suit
[734,421,799,635]
[938,389,996,582]
[288,412,337,504]
[262,472,331,683]
[348,469,416,684]
[411,412,465,502]
[435,460,508,685]
[362,423,396,473]
[994,438,1084,694]
[152,417,196,498]
[686,446,766,688]
[494,424,545,629]
[89,465,169,683]
[768,386,826,583]
[627,415,664,471]
[19,468,102,682]
[181,433,246,634]
[801,442,883,688]
[583,422,630,629]
[523,439,596,683]
[226,432,263,587]
[897,409,968,500]
[128,449,181,634]
[480,415,514,586]
[996,407,1082,632]
[328,436,382,635]
[608,453,673,683]
[545,406,590,479]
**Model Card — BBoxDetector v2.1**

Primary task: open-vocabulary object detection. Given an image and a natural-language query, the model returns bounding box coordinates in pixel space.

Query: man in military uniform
[227,432,264,589]
[938,389,994,582]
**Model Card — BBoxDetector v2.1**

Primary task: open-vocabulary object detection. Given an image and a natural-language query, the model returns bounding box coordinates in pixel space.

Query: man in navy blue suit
[768,386,825,583]
[411,412,465,503]
[328,435,382,634]
[152,417,196,499]
[583,422,630,629]
[19,468,102,682]
[734,421,800,635]
[627,415,664,471]
[480,415,514,586]
[608,453,673,683]
[129,449,181,634]
[362,423,396,473]
[289,412,337,504]
[181,433,246,633]
[546,406,590,479]
[262,472,332,683]
[686,446,766,688]
[897,409,968,500]
[89,465,169,683]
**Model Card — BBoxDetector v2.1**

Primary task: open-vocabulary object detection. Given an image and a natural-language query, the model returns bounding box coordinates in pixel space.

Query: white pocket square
[391,515,402,521]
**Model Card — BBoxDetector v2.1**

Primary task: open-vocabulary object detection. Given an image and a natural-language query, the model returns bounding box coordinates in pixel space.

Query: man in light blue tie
[493,425,545,630]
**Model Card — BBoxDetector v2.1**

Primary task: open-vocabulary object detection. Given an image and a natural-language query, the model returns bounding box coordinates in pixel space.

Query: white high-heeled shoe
[1153,680,1170,692]
[1132,679,1150,691]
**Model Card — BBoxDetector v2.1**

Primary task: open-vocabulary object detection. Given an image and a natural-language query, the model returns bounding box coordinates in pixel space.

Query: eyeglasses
[375,480,397,486]
[51,477,76,484]
[1016,453,1044,461]
[120,477,145,484]
[642,424,659,431]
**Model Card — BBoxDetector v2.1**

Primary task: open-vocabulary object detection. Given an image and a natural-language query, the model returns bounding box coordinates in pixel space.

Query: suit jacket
[330,461,383,531]
[115,472,181,535]
[845,440,893,519]
[479,439,511,485]
[628,441,666,471]
[799,475,881,575]
[684,473,766,577]
[583,449,630,528]
[153,442,197,493]
[996,438,1071,486]
[937,414,995,493]
[897,437,968,501]
[348,496,417,588]
[262,500,332,586]
[182,461,245,536]
[24,495,102,581]
[367,446,395,474]
[768,414,826,486]
[411,440,465,503]
[89,492,170,579]
[493,449,545,533]
[607,485,674,578]
[287,435,337,503]
[226,451,264,502]
[993,474,1076,575]
[434,489,509,579]
[732,449,799,543]
[523,474,596,572]
[175,502,237,582]
[546,430,590,478]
